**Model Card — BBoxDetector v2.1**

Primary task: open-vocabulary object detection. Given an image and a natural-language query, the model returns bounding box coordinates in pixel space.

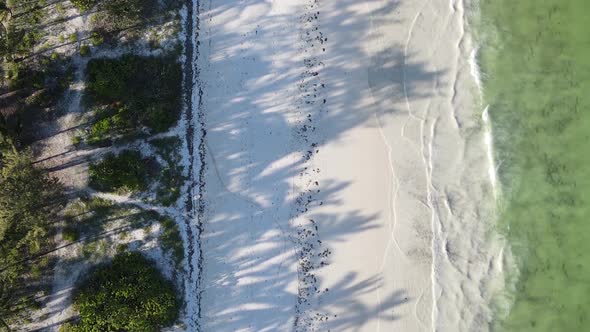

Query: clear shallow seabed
[478,0,590,330]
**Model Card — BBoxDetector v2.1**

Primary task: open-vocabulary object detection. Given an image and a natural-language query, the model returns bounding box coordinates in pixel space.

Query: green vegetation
[55,3,66,15]
[1,55,74,144]
[62,252,178,332]
[62,196,183,267]
[0,3,76,326]
[68,32,77,43]
[159,216,183,267]
[71,0,96,11]
[82,238,109,260]
[0,0,75,144]
[89,150,154,193]
[86,106,134,145]
[79,44,90,57]
[88,31,104,46]
[0,0,186,329]
[90,0,158,36]
[63,197,113,239]
[0,146,63,327]
[151,137,185,206]
[86,0,183,46]
[63,196,137,240]
[64,196,115,227]
[62,226,79,242]
[84,55,181,144]
[0,148,62,272]
[0,1,44,61]
[71,134,82,146]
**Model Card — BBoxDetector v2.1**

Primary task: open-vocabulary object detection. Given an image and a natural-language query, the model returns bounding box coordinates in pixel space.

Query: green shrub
[62,226,79,242]
[89,151,150,193]
[88,117,111,145]
[85,55,182,136]
[56,3,66,14]
[87,106,134,144]
[89,31,104,46]
[159,217,183,267]
[116,243,128,253]
[71,135,82,146]
[150,137,184,206]
[59,323,74,332]
[79,44,91,56]
[68,252,178,332]
[69,33,78,43]
[90,0,158,33]
[71,0,96,11]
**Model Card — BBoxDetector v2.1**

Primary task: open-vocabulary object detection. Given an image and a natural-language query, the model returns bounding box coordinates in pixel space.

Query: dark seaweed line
[183,0,205,330]
[194,0,207,327]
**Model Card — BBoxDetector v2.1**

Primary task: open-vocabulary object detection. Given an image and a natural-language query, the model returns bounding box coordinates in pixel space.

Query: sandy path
[193,0,501,331]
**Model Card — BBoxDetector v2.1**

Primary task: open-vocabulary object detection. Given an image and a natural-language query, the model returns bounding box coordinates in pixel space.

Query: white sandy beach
[193,0,505,331]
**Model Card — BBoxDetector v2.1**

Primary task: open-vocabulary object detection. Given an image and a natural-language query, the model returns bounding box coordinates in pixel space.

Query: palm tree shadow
[196,0,442,330]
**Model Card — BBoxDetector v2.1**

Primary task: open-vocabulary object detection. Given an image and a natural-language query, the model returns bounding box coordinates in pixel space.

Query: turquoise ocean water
[478,0,590,330]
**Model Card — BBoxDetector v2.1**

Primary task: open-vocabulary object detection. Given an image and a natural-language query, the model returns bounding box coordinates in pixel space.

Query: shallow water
[478,1,590,331]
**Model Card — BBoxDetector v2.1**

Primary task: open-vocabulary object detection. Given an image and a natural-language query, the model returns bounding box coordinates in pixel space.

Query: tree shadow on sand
[194,0,446,330]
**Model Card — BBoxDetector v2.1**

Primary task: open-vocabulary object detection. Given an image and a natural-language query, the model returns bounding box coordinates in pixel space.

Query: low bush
[71,135,82,146]
[71,0,96,11]
[89,151,151,193]
[85,55,181,139]
[90,0,158,34]
[159,217,183,267]
[56,3,66,14]
[62,226,79,242]
[150,137,184,206]
[89,32,104,46]
[79,44,90,57]
[63,252,178,331]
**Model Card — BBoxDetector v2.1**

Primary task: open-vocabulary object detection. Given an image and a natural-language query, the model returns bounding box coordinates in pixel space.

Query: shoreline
[466,0,517,326]
[430,1,508,330]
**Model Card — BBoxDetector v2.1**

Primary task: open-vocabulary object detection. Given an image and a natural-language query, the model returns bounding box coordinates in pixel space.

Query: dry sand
[193,0,505,331]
